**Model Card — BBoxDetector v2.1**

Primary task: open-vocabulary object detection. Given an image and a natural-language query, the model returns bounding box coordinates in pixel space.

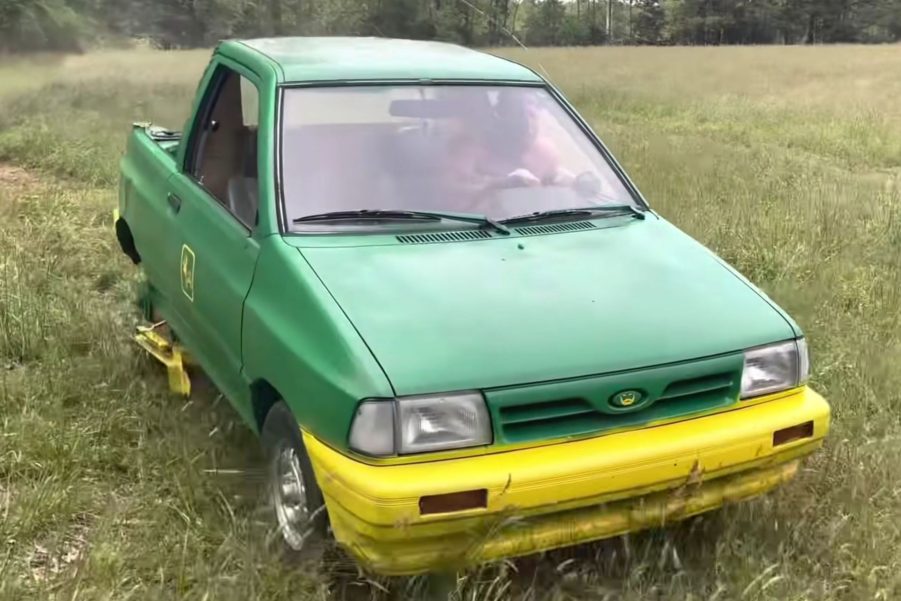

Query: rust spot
[686,460,705,487]
[394,515,413,530]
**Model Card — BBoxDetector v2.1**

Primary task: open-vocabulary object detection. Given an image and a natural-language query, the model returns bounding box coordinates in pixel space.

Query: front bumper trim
[306,386,829,575]
[327,458,802,575]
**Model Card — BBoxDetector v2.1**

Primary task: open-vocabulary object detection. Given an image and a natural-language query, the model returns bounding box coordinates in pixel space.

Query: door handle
[167,192,182,213]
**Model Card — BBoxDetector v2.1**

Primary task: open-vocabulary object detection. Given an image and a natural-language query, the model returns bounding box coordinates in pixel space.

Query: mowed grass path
[1,45,900,600]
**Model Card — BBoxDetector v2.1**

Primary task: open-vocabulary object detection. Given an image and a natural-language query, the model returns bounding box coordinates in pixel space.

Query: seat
[384,124,456,211]
[227,127,258,227]
[227,176,258,226]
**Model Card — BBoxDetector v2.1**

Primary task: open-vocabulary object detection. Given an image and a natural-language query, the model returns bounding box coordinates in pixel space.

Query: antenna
[451,0,553,81]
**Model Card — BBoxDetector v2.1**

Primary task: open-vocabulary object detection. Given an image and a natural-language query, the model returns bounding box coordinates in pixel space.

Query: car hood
[296,217,797,396]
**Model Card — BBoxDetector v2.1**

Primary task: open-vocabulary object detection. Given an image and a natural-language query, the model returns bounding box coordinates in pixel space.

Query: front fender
[241,236,394,446]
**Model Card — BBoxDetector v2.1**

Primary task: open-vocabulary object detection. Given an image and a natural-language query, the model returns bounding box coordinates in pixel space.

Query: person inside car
[441,88,574,208]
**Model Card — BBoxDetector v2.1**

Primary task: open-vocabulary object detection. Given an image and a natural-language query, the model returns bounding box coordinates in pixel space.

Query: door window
[188,66,260,228]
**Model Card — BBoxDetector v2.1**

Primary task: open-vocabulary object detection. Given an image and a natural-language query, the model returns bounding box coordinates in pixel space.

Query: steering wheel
[573,171,602,199]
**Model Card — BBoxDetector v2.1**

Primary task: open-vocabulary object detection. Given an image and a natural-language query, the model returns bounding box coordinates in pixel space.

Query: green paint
[118,37,803,453]
[486,353,743,444]
[236,37,541,84]
[299,218,795,397]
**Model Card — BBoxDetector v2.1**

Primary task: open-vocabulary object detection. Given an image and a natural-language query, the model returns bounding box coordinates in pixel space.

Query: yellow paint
[134,324,191,396]
[618,391,638,406]
[305,386,830,575]
[180,244,195,302]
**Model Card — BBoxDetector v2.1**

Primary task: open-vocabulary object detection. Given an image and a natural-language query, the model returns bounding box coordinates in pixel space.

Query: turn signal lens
[419,489,488,515]
[773,421,814,447]
[348,401,395,457]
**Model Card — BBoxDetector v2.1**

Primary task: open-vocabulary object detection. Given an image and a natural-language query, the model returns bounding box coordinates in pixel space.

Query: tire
[261,401,329,555]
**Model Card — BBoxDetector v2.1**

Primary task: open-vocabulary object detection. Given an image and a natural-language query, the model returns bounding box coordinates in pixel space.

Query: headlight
[348,392,492,457]
[741,339,809,399]
[397,393,492,454]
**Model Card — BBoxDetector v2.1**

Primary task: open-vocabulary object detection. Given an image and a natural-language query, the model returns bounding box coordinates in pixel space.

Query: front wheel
[261,402,328,554]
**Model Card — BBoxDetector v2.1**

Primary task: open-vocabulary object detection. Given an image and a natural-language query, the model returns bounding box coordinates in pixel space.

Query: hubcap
[272,445,309,550]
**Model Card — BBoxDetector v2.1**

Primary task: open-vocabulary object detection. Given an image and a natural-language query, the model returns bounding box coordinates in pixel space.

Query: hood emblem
[610,390,643,409]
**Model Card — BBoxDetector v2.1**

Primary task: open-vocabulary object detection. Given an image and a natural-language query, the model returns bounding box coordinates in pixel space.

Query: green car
[116,37,830,575]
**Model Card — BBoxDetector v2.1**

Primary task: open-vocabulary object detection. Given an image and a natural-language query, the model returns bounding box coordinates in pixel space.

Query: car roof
[225,37,543,84]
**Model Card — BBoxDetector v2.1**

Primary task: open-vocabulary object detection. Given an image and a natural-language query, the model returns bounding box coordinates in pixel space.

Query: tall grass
[1,45,900,600]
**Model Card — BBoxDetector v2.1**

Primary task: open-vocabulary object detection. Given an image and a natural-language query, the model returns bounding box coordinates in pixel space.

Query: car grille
[496,370,739,444]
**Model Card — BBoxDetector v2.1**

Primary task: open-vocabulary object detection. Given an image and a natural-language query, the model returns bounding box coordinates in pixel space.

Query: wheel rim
[272,444,309,550]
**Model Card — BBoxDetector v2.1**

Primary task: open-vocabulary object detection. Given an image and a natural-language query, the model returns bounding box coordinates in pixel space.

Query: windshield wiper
[293,209,510,236]
[500,204,646,226]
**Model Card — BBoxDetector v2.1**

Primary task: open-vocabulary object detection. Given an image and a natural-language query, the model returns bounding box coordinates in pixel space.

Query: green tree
[0,0,88,51]
[523,0,566,45]
[634,0,665,43]
[4,0,901,54]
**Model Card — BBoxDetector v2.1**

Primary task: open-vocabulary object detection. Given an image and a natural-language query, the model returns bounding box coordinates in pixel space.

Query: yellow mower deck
[134,322,192,396]
[115,208,191,397]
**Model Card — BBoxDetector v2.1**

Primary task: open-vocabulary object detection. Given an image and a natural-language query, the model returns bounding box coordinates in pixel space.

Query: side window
[241,77,259,127]
[188,66,259,228]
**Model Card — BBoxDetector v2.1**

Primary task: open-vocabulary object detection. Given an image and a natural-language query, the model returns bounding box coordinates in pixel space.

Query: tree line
[2,0,901,53]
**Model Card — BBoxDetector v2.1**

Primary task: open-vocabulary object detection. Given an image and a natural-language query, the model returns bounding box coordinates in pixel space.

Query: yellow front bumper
[306,387,830,575]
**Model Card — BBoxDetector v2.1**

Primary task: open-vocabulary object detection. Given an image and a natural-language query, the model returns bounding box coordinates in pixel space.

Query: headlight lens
[397,393,492,454]
[348,392,492,457]
[741,339,809,399]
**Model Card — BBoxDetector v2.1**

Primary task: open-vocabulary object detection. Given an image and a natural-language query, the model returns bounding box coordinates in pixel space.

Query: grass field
[1,44,900,600]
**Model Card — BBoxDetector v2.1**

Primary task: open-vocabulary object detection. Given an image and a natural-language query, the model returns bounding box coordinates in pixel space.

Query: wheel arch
[250,378,284,434]
[115,217,142,265]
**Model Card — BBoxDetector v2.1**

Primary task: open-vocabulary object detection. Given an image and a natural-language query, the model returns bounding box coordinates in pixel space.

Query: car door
[119,129,183,321]
[166,61,262,409]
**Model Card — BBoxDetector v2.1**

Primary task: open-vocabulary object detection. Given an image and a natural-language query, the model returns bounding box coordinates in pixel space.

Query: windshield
[280,85,638,229]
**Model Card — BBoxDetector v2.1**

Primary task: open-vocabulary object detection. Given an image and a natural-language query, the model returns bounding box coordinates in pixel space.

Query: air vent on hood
[514,221,597,236]
[396,230,492,244]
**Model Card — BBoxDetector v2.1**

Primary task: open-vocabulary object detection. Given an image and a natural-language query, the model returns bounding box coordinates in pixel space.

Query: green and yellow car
[116,37,830,575]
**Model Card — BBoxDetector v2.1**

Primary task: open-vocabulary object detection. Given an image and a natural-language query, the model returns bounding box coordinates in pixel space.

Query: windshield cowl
[501,204,646,225]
